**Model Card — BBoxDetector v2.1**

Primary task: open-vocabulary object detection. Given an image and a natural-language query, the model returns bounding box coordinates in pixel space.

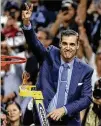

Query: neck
[10,120,20,126]
[61,55,75,63]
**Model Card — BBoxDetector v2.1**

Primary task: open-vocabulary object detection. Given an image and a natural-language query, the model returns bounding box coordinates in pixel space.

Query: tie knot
[63,63,69,68]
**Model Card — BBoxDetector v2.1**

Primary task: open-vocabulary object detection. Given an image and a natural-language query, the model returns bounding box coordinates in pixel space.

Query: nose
[66,44,70,50]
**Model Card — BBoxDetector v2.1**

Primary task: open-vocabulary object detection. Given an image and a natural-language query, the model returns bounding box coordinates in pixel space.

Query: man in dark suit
[22,4,93,126]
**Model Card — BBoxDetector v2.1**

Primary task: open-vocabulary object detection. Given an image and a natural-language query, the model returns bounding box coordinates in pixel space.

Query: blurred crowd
[0,0,101,126]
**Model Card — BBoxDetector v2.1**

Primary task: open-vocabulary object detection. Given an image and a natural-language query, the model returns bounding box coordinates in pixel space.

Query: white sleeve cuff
[63,106,68,115]
[23,24,32,30]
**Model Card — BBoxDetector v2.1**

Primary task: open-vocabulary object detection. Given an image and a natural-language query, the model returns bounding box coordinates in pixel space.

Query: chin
[63,55,74,61]
[64,55,72,59]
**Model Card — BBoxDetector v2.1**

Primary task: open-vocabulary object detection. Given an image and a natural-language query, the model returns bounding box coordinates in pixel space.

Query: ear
[59,42,61,48]
[77,41,79,49]
[20,112,22,116]
[77,45,79,49]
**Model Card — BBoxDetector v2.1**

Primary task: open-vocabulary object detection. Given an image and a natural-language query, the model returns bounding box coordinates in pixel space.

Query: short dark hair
[60,29,79,43]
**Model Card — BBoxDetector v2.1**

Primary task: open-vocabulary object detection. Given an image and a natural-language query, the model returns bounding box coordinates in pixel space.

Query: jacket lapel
[68,58,83,96]
[51,50,61,91]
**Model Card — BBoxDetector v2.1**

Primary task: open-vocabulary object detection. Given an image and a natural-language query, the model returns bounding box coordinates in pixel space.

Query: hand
[87,1,96,14]
[47,107,65,121]
[56,10,69,24]
[22,71,30,85]
[22,3,33,26]
[0,113,7,126]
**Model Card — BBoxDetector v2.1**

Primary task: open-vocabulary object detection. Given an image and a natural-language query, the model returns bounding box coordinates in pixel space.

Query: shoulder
[47,45,59,52]
[76,58,94,73]
[47,45,60,55]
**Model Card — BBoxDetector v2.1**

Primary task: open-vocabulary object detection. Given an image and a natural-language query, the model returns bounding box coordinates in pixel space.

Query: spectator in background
[85,0,101,53]
[36,27,53,48]
[1,1,21,27]
[2,16,19,38]
[1,40,22,104]
[5,101,23,126]
[1,57,18,108]
[82,78,101,126]
[78,24,101,90]
[49,0,78,46]
[1,15,26,53]
[1,2,26,53]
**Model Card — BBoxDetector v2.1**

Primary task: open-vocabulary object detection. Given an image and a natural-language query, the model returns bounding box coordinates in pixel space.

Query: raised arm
[78,25,93,61]
[49,10,69,37]
[22,3,47,62]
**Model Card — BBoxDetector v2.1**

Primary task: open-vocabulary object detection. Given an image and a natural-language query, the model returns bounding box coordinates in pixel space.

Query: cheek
[72,48,77,53]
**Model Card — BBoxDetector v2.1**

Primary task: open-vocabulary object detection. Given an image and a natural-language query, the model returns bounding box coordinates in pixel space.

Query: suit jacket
[23,28,93,126]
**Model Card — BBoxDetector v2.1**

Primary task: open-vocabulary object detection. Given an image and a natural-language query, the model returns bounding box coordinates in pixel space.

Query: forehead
[61,35,78,43]
[7,104,18,110]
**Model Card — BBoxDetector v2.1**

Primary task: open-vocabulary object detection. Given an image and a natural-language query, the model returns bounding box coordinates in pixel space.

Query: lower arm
[50,20,61,36]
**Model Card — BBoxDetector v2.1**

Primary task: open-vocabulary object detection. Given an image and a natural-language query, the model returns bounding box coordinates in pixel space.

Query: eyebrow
[61,41,76,43]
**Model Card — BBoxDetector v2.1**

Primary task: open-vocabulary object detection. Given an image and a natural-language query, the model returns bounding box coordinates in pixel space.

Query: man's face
[37,31,51,48]
[37,31,47,43]
[60,35,79,62]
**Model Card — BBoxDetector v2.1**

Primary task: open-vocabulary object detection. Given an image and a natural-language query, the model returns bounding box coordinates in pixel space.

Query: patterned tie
[56,63,69,108]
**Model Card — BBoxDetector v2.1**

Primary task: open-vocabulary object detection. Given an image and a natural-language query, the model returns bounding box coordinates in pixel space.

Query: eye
[13,109,17,111]
[62,41,67,46]
[70,43,75,46]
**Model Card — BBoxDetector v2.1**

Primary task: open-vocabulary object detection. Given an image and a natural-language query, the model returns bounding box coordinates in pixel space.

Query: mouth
[10,115,15,118]
[63,51,71,56]
[64,50,71,54]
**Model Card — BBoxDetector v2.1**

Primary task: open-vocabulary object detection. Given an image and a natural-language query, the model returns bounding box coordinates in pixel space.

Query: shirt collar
[61,57,75,69]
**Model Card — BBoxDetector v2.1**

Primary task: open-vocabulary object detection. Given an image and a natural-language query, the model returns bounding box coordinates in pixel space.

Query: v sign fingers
[25,3,30,11]
[29,4,33,12]
[22,3,33,26]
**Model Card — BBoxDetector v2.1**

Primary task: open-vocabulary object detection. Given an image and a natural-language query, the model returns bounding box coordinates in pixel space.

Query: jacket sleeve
[23,28,47,63]
[65,68,93,117]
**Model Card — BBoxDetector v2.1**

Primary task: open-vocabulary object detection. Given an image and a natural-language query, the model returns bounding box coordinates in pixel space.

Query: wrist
[78,26,86,32]
[62,106,67,115]
[55,19,62,25]
[23,20,31,27]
